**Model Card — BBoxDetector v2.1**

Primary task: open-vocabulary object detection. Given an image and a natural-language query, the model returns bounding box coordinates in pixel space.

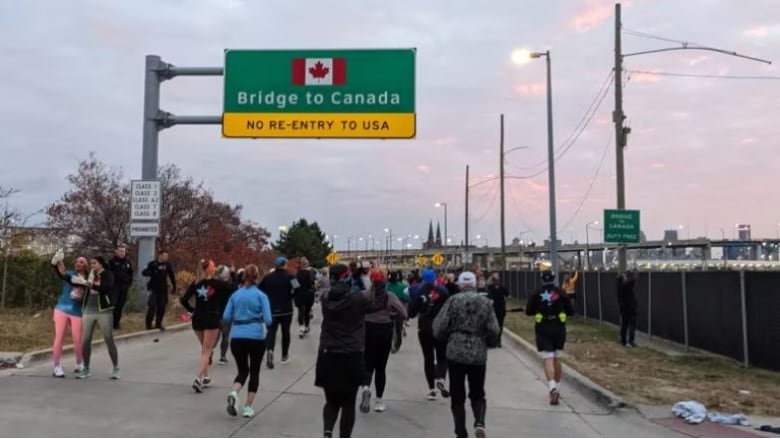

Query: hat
[541,271,556,284]
[275,257,288,268]
[422,268,437,284]
[457,271,477,287]
[370,270,385,283]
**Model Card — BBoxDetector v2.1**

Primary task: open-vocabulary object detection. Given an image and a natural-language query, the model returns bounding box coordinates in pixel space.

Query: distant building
[663,230,679,242]
[737,224,751,240]
[423,220,444,250]
[4,227,72,256]
[727,224,754,260]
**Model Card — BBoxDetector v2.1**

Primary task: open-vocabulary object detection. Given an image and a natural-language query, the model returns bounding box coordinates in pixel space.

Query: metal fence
[500,270,780,371]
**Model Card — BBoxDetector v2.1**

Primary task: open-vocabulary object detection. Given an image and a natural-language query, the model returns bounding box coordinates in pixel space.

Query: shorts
[192,313,221,331]
[535,322,566,355]
[315,350,364,390]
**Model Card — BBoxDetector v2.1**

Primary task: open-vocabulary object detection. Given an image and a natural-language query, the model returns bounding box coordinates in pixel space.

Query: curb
[502,327,628,410]
[16,322,191,369]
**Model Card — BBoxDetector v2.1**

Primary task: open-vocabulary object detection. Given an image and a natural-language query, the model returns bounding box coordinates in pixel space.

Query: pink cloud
[649,162,671,170]
[631,71,662,83]
[741,137,758,145]
[526,180,548,192]
[595,115,611,125]
[417,165,430,173]
[744,26,768,38]
[570,1,613,32]
[514,82,546,96]
[433,136,458,146]
[687,55,710,67]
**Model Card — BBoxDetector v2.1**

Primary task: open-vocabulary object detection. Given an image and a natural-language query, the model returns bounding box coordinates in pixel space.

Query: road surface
[0,312,680,437]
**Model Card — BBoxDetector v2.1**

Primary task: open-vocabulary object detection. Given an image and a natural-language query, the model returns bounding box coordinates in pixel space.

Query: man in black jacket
[108,245,133,330]
[617,270,638,348]
[259,257,297,369]
[141,250,176,331]
[486,273,508,347]
[295,257,316,339]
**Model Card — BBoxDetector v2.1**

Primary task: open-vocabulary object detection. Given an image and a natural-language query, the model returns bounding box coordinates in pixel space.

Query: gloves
[70,275,90,287]
[87,271,95,284]
[51,249,65,266]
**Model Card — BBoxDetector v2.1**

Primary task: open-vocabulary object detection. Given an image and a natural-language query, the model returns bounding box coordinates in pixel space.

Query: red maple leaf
[309,61,330,79]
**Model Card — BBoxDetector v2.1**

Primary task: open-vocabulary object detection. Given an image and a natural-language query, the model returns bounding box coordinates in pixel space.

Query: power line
[627,69,780,80]
[622,27,705,48]
[507,183,542,242]
[472,183,500,224]
[557,129,614,233]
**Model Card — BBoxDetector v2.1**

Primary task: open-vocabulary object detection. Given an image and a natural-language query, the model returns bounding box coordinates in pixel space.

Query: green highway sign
[603,209,641,244]
[223,49,416,139]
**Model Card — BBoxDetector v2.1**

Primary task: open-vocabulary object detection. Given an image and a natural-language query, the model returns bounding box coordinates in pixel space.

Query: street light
[585,220,600,270]
[512,48,558,278]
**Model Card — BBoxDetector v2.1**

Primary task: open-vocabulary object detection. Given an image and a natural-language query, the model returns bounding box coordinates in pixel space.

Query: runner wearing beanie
[316,263,386,438]
[74,256,119,380]
[259,257,297,369]
[214,265,239,365]
[409,268,451,400]
[180,259,232,392]
[50,250,88,378]
[525,271,574,405]
[434,271,500,438]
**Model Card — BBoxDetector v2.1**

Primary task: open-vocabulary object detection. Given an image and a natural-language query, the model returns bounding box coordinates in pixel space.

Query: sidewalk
[0,310,683,437]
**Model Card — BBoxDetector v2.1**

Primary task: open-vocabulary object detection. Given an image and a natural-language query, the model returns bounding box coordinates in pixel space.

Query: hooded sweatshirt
[365,281,408,324]
[259,268,296,316]
[409,281,450,334]
[318,274,386,354]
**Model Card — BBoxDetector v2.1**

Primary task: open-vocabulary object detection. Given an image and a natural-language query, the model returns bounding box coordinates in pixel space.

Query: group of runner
[50,246,576,438]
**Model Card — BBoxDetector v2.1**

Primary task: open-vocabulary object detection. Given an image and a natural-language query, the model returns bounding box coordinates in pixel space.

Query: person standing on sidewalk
[433,271,500,439]
[50,250,88,378]
[315,263,385,438]
[486,273,508,347]
[108,245,133,330]
[617,270,638,348]
[142,250,176,331]
[259,257,297,369]
[222,264,272,418]
[525,271,574,406]
[409,268,451,400]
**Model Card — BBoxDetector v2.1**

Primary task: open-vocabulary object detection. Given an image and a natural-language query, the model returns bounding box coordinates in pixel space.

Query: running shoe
[226,390,238,417]
[266,351,274,369]
[203,376,212,388]
[218,357,229,365]
[53,365,65,378]
[74,364,85,374]
[192,377,204,393]
[242,406,255,418]
[110,367,121,380]
[299,326,305,339]
[436,379,450,398]
[426,389,438,401]
[359,386,372,414]
[549,388,560,406]
[374,398,386,413]
[323,431,333,438]
[280,355,290,365]
[76,368,91,379]
[475,425,486,438]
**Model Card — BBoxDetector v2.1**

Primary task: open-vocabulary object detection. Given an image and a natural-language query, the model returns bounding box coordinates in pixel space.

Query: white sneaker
[374,398,386,412]
[426,389,438,401]
[53,365,65,378]
[74,364,84,374]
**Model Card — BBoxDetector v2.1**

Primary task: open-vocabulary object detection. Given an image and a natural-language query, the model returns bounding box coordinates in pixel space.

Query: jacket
[142,260,176,293]
[180,278,233,317]
[294,268,316,305]
[433,290,500,365]
[386,281,410,303]
[223,284,272,340]
[318,275,386,354]
[82,270,115,312]
[617,276,637,316]
[486,283,508,317]
[259,269,295,316]
[525,284,574,325]
[365,282,408,324]
[409,282,450,334]
[109,256,133,287]
[53,266,84,317]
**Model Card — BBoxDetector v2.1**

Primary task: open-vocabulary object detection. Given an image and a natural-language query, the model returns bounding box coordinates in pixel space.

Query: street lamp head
[384,228,390,233]
[434,202,442,208]
[511,49,545,65]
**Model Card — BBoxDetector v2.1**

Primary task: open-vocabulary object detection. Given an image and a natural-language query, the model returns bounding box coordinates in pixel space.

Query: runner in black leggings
[360,270,408,413]
[222,265,272,418]
[409,268,451,400]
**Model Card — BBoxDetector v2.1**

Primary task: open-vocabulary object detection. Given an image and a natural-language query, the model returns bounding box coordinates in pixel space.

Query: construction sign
[431,252,444,266]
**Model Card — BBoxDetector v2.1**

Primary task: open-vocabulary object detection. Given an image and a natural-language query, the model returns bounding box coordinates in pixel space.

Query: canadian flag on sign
[291,58,346,86]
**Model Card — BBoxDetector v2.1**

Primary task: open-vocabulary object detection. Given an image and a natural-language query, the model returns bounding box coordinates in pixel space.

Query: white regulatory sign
[130,180,161,221]
[130,222,160,237]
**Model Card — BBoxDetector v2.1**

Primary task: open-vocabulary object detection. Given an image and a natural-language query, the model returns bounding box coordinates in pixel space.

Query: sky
[1,0,779,249]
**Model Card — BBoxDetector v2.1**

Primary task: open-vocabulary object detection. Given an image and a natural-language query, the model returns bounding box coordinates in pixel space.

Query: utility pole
[465,165,470,266]
[499,114,506,271]
[614,3,628,273]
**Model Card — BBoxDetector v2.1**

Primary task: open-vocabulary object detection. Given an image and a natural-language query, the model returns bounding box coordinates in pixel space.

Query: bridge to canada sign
[222,49,416,139]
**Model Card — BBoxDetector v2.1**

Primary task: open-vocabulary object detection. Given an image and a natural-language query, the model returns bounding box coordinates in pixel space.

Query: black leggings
[267,314,292,356]
[230,338,266,393]
[419,330,448,389]
[323,385,358,438]
[297,298,314,327]
[449,361,487,438]
[363,322,393,397]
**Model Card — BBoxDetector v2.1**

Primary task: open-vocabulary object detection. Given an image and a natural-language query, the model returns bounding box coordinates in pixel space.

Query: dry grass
[0,301,181,354]
[504,300,780,416]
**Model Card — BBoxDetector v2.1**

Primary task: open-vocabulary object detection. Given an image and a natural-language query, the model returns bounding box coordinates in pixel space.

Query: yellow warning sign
[222,113,416,138]
[326,252,339,265]
[415,255,429,266]
[431,253,445,266]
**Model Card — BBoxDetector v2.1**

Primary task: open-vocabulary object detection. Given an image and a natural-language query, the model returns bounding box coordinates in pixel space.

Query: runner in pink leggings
[50,250,88,378]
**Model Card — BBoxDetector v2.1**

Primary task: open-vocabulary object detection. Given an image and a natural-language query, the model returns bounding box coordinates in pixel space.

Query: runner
[108,245,133,330]
[74,256,119,380]
[214,265,239,365]
[295,257,316,339]
[359,270,407,413]
[50,249,87,378]
[444,273,460,296]
[180,259,232,393]
[386,270,409,353]
[142,250,176,331]
[434,271,500,438]
[316,263,385,438]
[525,271,574,405]
[259,257,296,369]
[409,268,451,400]
[486,273,509,347]
[222,264,272,418]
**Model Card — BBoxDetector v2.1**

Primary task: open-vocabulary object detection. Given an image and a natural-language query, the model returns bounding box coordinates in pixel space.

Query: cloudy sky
[2,0,779,248]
